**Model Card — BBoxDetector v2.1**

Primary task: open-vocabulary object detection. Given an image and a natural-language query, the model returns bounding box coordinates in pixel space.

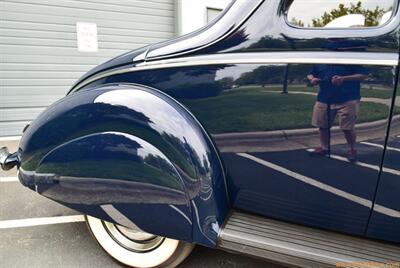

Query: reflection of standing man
[308,65,368,161]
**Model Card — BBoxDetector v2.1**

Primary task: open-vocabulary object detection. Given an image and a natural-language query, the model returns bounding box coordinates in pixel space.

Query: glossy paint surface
[18,0,400,246]
[88,58,399,240]
[68,0,400,243]
[18,84,229,246]
[367,70,400,242]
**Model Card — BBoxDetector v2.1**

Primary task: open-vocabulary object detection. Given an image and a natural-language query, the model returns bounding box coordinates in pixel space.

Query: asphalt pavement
[0,139,285,268]
[2,135,398,268]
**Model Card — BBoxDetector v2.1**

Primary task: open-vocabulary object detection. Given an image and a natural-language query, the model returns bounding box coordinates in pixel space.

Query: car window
[287,0,396,28]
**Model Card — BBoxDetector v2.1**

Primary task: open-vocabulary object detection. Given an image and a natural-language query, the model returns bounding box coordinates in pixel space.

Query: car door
[96,0,400,239]
[367,68,400,243]
[201,0,400,237]
[217,64,398,236]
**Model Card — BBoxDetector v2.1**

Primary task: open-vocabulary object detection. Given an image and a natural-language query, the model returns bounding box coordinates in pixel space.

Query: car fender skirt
[18,84,229,247]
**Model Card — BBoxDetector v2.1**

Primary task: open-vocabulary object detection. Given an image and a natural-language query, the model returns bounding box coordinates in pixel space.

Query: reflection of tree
[366,67,393,87]
[149,65,234,99]
[144,153,176,178]
[290,17,305,27]
[108,65,235,99]
[161,133,208,178]
[230,63,393,93]
[236,66,284,87]
[287,64,311,84]
[291,1,390,27]
[248,36,289,51]
[173,82,223,99]
[217,77,235,89]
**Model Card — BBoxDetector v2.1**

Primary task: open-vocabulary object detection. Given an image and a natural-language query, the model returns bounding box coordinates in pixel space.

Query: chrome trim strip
[169,205,192,225]
[73,52,399,91]
[140,52,399,68]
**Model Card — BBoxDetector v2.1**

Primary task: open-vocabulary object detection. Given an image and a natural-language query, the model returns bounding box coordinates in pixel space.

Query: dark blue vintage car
[1,0,400,267]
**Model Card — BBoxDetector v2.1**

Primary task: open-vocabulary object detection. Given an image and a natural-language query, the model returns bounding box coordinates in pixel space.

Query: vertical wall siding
[0,0,175,136]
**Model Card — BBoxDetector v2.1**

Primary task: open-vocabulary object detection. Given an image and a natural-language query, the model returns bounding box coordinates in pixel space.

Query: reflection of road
[214,115,400,153]
[224,136,400,219]
[264,90,400,107]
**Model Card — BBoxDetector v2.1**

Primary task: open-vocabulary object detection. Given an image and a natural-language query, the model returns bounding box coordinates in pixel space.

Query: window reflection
[287,0,395,28]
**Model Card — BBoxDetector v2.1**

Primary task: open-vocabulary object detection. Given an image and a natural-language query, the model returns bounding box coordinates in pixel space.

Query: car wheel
[85,215,194,268]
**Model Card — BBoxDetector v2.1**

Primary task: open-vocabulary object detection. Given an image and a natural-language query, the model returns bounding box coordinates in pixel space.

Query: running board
[218,212,400,267]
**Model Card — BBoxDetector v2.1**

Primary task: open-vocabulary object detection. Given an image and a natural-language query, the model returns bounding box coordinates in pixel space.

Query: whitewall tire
[85,215,194,268]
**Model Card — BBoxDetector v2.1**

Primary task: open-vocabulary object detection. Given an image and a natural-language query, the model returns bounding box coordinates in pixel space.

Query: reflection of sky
[216,65,256,80]
[98,133,162,159]
[288,0,394,26]
[106,142,139,155]
[116,133,167,161]
[216,64,285,80]
[155,71,214,88]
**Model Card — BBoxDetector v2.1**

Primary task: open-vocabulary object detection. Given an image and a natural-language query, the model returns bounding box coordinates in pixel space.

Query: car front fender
[18,83,229,246]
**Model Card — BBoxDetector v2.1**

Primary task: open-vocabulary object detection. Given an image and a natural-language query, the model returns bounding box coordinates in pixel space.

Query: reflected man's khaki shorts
[312,100,360,130]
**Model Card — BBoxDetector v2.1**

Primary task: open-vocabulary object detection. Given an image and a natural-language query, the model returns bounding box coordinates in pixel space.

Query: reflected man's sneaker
[347,149,358,162]
[308,147,330,157]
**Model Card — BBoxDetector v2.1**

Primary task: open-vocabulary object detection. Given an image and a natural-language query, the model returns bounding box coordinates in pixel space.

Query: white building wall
[0,0,175,137]
[176,0,231,35]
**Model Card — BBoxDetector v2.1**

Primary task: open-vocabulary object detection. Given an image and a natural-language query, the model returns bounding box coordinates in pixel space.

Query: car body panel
[366,66,400,242]
[77,60,399,240]
[18,84,229,246]
[10,0,400,246]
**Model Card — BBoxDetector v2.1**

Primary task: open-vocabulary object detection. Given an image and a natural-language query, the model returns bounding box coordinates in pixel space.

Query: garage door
[0,0,175,136]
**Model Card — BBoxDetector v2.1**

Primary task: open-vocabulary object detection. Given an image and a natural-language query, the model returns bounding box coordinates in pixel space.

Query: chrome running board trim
[218,212,400,267]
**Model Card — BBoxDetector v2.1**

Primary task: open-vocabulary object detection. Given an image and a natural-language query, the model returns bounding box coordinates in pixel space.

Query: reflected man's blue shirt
[310,64,368,104]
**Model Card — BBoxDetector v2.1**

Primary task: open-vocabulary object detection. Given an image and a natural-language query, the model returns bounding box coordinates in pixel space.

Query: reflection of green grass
[361,88,394,99]
[358,103,389,122]
[260,85,394,99]
[182,88,389,134]
[37,160,183,190]
[290,85,393,99]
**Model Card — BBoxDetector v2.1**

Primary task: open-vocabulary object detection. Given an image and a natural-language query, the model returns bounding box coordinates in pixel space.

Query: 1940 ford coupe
[1,0,400,267]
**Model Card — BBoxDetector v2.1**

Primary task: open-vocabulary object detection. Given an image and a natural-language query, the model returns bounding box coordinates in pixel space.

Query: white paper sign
[76,22,98,52]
